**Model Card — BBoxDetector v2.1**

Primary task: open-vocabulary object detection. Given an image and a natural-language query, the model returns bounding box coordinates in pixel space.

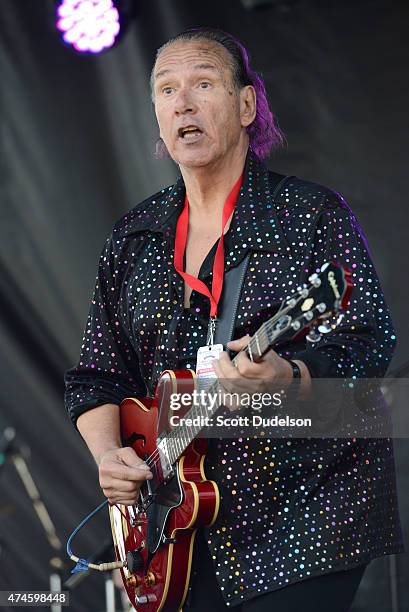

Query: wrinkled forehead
[153,39,232,82]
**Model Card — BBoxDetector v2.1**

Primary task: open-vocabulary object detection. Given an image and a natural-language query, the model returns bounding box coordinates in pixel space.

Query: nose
[174,87,196,116]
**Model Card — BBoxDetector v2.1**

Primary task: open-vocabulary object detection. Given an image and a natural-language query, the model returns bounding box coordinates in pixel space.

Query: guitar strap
[214,172,290,347]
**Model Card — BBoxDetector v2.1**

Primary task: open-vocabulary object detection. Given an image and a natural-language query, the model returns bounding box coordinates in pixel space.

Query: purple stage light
[56,0,120,53]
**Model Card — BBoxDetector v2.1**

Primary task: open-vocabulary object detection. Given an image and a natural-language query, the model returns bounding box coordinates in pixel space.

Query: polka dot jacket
[65,151,403,606]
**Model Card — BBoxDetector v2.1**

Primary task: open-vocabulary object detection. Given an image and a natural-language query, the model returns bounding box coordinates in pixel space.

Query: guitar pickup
[156,437,174,480]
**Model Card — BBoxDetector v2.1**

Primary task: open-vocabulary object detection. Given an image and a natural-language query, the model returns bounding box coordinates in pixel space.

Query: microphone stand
[1,427,64,612]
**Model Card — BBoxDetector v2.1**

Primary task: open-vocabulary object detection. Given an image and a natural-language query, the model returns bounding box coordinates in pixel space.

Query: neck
[180,140,249,214]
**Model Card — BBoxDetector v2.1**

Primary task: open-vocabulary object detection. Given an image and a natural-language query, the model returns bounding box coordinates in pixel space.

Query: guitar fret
[256,325,266,356]
[248,341,253,362]
[265,320,273,347]
[255,332,262,357]
[172,437,178,465]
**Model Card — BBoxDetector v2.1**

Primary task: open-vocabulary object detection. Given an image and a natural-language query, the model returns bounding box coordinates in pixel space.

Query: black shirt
[65,151,403,606]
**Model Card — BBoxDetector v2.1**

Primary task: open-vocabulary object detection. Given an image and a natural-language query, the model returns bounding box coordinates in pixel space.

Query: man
[65,28,403,611]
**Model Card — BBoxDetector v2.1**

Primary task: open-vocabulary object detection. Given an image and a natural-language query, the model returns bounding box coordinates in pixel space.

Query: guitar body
[109,370,220,612]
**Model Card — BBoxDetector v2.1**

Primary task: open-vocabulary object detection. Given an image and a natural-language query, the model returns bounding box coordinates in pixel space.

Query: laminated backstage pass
[196,344,223,380]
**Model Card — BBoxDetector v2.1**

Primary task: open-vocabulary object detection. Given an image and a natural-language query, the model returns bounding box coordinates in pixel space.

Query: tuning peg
[317,302,327,313]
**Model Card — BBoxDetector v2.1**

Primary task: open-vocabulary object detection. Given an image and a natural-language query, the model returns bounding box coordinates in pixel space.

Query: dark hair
[152,27,284,160]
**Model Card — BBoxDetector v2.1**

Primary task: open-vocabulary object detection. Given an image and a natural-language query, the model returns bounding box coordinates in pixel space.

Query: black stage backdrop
[1,1,408,610]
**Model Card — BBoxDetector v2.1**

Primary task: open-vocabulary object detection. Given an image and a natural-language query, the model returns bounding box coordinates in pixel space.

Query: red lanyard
[174,174,243,319]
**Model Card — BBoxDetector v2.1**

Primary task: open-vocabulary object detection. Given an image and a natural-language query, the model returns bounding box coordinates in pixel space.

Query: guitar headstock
[265,262,353,348]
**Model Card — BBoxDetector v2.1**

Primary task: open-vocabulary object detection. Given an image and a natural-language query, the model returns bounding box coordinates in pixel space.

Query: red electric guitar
[109,262,353,611]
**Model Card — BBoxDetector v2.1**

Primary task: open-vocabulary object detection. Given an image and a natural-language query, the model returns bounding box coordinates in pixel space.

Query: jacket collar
[115,149,291,266]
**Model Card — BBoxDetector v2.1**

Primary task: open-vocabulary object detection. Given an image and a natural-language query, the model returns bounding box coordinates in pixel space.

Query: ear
[239,85,257,128]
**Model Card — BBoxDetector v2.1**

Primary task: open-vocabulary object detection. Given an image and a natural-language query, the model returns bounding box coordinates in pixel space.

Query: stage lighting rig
[55,0,135,54]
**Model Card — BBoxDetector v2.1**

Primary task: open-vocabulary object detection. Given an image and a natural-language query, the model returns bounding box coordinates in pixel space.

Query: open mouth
[178,125,203,140]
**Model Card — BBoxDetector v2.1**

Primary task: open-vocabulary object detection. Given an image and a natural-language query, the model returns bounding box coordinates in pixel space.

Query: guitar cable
[66,499,125,573]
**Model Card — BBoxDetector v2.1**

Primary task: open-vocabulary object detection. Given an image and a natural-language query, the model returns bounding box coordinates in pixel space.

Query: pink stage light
[56,0,120,53]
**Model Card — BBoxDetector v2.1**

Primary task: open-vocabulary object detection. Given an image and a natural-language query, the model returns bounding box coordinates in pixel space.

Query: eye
[161,86,174,95]
[199,81,211,89]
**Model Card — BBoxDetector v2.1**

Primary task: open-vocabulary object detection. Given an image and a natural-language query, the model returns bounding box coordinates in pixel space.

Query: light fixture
[56,0,121,54]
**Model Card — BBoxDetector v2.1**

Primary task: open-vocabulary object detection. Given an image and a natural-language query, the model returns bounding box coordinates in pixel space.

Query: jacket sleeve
[64,236,146,428]
[291,195,397,378]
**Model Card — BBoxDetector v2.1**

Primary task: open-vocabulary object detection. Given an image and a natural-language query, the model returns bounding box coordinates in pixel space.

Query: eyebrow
[154,63,219,81]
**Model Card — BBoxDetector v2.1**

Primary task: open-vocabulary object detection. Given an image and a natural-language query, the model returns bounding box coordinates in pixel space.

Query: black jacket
[65,151,403,606]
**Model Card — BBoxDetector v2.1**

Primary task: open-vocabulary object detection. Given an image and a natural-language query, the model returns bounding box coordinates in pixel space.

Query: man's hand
[76,403,154,505]
[98,447,153,506]
[212,334,293,387]
[212,335,310,411]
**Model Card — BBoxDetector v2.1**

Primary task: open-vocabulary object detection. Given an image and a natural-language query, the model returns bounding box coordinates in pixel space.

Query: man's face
[153,40,249,169]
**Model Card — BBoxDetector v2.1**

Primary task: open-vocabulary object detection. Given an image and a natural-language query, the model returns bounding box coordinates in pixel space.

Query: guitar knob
[126,575,142,588]
[126,549,145,572]
[144,571,156,586]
